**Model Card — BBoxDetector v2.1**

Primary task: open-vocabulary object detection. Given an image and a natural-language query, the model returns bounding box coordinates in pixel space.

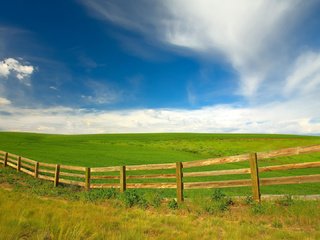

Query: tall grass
[0,187,319,239]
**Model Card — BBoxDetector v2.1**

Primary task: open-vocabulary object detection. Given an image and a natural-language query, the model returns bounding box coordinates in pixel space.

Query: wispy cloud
[1,97,319,134]
[80,0,318,100]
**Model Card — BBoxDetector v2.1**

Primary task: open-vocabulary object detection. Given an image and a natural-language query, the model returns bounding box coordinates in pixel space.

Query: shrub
[211,189,226,201]
[81,188,119,202]
[120,190,147,208]
[168,199,178,210]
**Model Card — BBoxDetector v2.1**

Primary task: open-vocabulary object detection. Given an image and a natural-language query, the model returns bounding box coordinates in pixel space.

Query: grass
[0,166,319,239]
[1,152,320,239]
[0,132,320,197]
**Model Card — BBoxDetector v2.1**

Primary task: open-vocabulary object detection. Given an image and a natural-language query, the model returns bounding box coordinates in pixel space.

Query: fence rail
[1,145,320,202]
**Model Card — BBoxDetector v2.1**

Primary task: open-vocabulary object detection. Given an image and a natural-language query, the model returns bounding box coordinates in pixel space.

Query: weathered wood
[6,161,16,168]
[120,166,126,192]
[21,161,34,169]
[4,152,8,167]
[90,166,120,173]
[21,157,36,164]
[38,168,55,175]
[90,175,119,180]
[176,162,183,202]
[7,157,18,164]
[17,156,21,172]
[54,164,60,187]
[59,178,85,187]
[85,167,91,190]
[127,183,177,189]
[34,162,39,178]
[90,183,120,189]
[60,165,86,172]
[126,173,176,180]
[20,167,34,176]
[38,174,54,181]
[59,171,85,178]
[183,168,251,178]
[38,162,56,168]
[249,153,261,202]
[184,179,252,189]
[260,174,320,186]
[182,154,249,168]
[126,163,176,171]
[259,161,320,173]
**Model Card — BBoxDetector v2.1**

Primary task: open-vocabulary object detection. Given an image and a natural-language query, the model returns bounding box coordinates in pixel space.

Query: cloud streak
[1,97,319,134]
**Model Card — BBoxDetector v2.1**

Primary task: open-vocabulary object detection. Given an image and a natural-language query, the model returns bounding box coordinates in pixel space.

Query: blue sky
[1,0,320,134]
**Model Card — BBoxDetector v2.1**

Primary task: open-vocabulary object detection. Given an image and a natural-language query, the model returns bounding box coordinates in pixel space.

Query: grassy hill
[1,132,320,196]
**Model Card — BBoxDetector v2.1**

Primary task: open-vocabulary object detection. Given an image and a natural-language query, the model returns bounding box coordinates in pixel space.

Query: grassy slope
[0,132,320,196]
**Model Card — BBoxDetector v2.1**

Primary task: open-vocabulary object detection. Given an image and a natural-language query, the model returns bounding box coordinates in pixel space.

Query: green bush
[81,188,119,202]
[121,190,147,208]
[168,199,178,210]
[211,189,226,201]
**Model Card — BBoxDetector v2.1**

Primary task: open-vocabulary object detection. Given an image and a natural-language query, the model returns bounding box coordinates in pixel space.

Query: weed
[211,189,226,201]
[244,195,254,205]
[145,192,163,208]
[251,203,266,215]
[277,195,294,206]
[168,199,178,210]
[272,220,283,228]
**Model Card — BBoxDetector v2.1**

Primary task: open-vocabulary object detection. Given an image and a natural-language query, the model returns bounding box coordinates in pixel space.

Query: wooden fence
[1,145,320,202]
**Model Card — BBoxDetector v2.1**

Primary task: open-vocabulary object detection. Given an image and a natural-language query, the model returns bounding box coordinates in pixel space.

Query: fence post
[17,156,21,172]
[34,162,39,178]
[85,167,91,190]
[176,162,184,202]
[4,152,8,167]
[120,166,126,193]
[54,164,60,187]
[249,153,261,202]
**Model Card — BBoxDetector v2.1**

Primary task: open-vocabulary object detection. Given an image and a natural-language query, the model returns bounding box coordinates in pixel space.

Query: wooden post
[34,162,39,178]
[120,166,126,193]
[85,167,91,190]
[249,153,261,202]
[17,156,21,172]
[4,152,8,167]
[54,164,60,187]
[176,162,184,202]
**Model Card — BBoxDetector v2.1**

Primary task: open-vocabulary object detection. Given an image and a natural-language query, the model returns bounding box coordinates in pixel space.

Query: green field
[1,132,320,197]
[1,132,320,239]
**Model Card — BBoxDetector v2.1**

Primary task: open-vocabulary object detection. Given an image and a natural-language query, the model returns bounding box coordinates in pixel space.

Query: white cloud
[284,51,320,96]
[0,97,11,105]
[0,58,34,84]
[0,98,319,134]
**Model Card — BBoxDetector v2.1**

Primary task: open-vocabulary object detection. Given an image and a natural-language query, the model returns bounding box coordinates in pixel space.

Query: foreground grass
[0,167,319,239]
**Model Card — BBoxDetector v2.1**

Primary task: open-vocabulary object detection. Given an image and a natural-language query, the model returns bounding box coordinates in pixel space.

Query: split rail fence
[1,145,320,202]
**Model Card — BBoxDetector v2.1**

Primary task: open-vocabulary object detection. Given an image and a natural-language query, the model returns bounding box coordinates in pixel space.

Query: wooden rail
[1,144,320,202]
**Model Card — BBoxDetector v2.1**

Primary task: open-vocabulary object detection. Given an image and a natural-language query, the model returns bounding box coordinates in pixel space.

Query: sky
[1,0,320,134]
